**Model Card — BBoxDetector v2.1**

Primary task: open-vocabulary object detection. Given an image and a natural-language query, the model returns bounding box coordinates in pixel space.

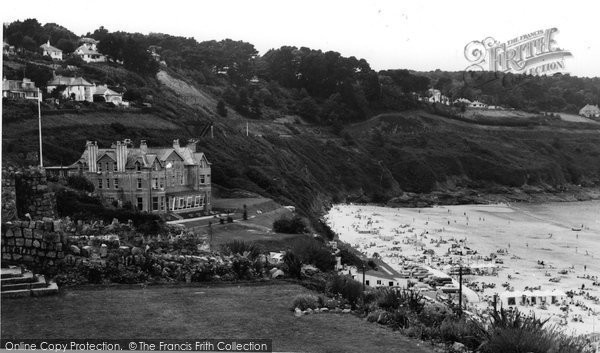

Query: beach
[325,201,600,336]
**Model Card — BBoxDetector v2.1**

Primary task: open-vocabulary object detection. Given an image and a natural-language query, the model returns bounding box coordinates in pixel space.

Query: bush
[66,175,95,192]
[289,238,336,272]
[475,308,591,353]
[273,216,307,234]
[283,251,302,279]
[290,294,319,311]
[325,274,363,308]
[439,318,482,350]
[220,240,261,259]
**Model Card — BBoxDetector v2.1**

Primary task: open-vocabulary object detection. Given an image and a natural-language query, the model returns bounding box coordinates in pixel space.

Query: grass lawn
[211,223,305,252]
[1,283,433,353]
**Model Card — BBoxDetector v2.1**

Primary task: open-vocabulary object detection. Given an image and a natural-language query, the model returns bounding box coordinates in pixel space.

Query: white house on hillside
[93,85,124,105]
[344,260,408,288]
[46,75,95,102]
[40,40,62,60]
[74,38,106,63]
[579,104,600,118]
[469,100,488,109]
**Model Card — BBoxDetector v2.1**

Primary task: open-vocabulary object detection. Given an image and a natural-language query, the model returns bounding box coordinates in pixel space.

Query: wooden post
[458,265,463,316]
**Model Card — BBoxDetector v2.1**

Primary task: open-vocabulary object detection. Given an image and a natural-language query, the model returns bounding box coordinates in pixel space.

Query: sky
[2,0,599,77]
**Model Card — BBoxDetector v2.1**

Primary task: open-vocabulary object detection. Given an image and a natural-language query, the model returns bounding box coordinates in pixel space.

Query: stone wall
[2,168,18,221]
[1,218,67,267]
[1,167,57,221]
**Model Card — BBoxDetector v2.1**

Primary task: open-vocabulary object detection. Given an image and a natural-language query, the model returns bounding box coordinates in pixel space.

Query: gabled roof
[94,86,121,96]
[580,104,600,111]
[40,42,62,53]
[75,44,103,55]
[47,75,93,87]
[365,259,403,281]
[71,141,210,168]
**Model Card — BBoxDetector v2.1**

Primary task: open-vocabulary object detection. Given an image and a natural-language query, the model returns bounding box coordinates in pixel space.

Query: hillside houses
[74,38,106,63]
[93,85,125,105]
[46,75,95,102]
[579,104,600,118]
[2,77,40,100]
[40,40,62,60]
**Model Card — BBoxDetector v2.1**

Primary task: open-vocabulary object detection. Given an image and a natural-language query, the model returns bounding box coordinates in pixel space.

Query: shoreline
[326,201,600,336]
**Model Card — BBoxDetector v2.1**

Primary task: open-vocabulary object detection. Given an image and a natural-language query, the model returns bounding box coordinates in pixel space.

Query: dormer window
[135,162,141,172]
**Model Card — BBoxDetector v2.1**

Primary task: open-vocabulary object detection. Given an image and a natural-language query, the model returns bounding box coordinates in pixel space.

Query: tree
[216,100,227,117]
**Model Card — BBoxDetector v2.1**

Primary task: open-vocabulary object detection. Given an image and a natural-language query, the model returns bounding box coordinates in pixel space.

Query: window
[508,297,516,306]
[194,196,200,207]
[137,178,142,189]
[365,280,370,286]
[207,174,211,184]
[113,163,117,172]
[180,174,184,185]
[97,178,102,189]
[159,178,164,189]
[105,179,109,189]
[178,197,185,209]
[199,195,205,207]
[200,175,205,184]
[171,175,175,187]
[152,197,159,211]
[137,197,143,210]
[389,281,394,287]
[376,280,382,285]
[152,178,158,189]
[97,163,101,172]
[170,197,176,211]
[114,178,119,189]
[136,162,141,172]
[160,196,165,211]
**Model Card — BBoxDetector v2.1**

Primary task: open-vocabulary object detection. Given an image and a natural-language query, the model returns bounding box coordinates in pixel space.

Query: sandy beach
[326,201,600,336]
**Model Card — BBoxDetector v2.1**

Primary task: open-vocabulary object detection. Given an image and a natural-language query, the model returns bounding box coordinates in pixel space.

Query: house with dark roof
[579,104,600,118]
[2,77,40,101]
[46,75,95,102]
[49,139,212,214]
[40,40,62,60]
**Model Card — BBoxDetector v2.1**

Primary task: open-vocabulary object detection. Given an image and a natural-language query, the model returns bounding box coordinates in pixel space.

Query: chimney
[86,141,98,172]
[187,139,198,152]
[116,141,128,172]
[140,140,148,153]
[173,139,180,149]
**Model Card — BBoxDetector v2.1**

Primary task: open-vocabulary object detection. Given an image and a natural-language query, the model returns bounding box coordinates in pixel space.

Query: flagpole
[38,88,43,167]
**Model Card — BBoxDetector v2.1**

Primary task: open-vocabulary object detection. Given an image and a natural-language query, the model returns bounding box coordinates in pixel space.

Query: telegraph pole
[458,265,463,316]
[37,88,43,167]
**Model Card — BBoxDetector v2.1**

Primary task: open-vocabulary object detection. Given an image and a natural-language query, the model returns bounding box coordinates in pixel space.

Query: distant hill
[3,19,600,218]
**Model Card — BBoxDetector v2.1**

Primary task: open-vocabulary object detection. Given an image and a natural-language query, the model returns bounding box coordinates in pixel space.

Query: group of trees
[424,70,600,114]
[6,19,600,118]
[4,19,79,53]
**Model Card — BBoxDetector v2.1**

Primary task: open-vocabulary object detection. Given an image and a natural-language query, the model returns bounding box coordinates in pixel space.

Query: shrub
[289,238,336,272]
[439,318,482,350]
[290,294,319,311]
[221,240,261,259]
[66,175,95,192]
[273,216,307,234]
[419,302,453,327]
[325,274,363,308]
[283,251,302,279]
[376,288,402,311]
[475,309,592,353]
